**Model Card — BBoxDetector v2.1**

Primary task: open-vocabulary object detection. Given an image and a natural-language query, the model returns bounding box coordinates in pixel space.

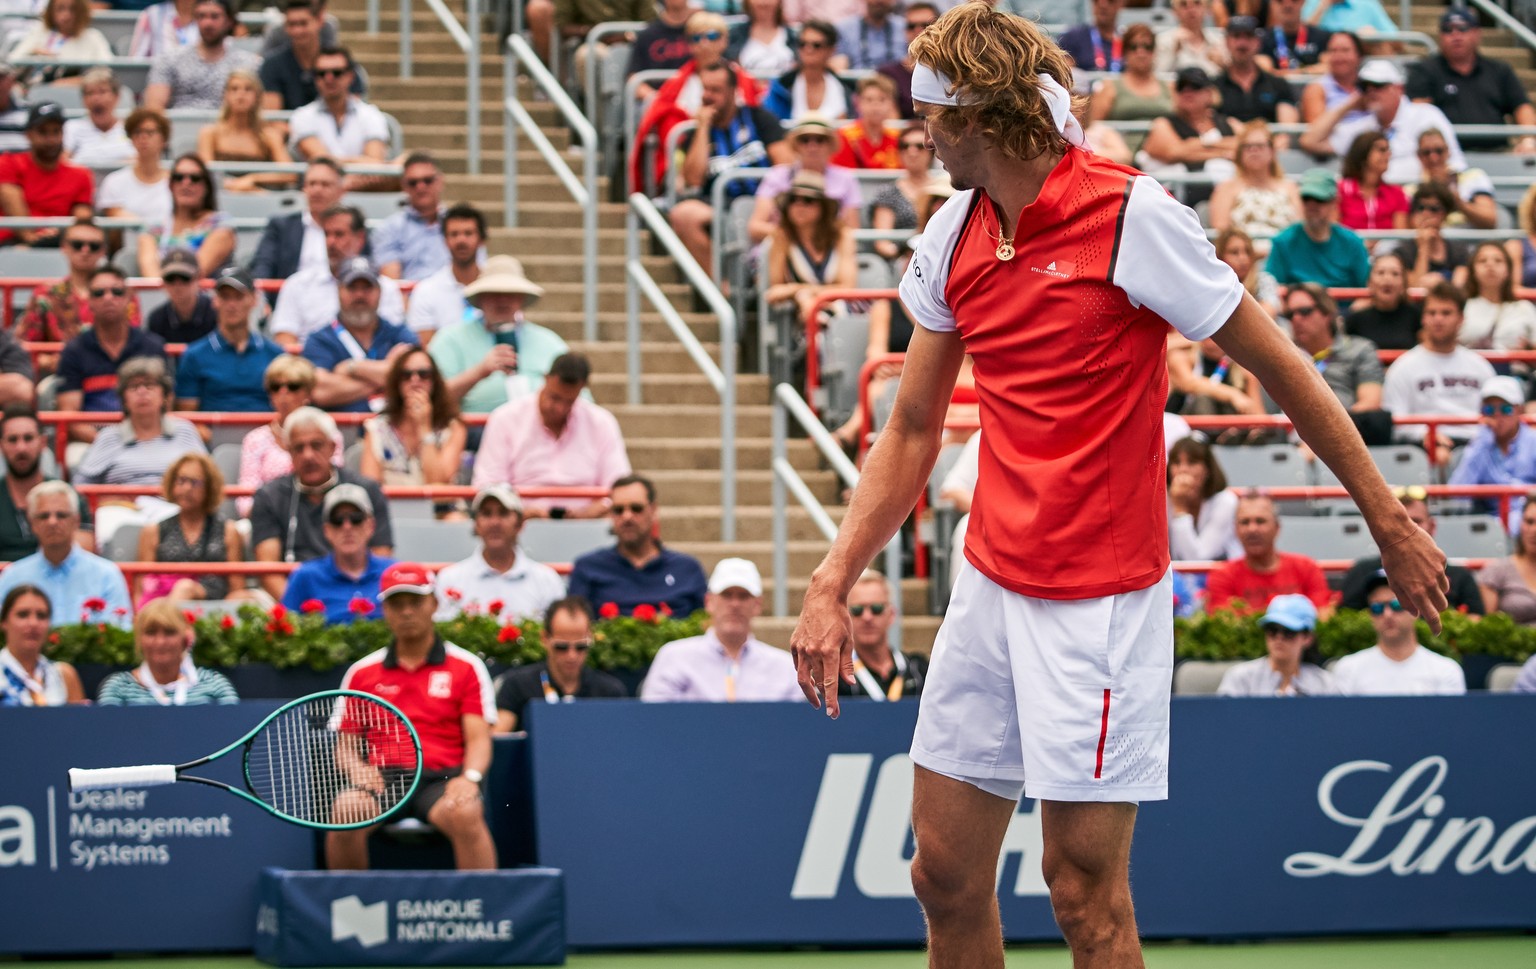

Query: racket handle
[69,765,178,790]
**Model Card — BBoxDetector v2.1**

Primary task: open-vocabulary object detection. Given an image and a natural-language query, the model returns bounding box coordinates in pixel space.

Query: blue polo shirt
[301,318,420,413]
[175,330,285,411]
[56,326,168,412]
[566,544,708,617]
[281,552,396,624]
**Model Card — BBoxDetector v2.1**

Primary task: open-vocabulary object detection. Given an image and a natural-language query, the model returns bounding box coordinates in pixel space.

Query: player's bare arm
[791,326,966,718]
[1212,292,1450,629]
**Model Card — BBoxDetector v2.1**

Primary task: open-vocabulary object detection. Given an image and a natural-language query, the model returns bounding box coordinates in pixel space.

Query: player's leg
[909,767,1019,969]
[1040,800,1142,969]
[426,784,498,870]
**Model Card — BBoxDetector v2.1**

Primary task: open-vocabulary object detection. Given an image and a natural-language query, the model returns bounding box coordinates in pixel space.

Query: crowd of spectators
[4,0,1536,710]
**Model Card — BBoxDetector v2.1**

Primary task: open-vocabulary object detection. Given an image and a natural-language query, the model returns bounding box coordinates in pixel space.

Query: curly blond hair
[907,1,1083,163]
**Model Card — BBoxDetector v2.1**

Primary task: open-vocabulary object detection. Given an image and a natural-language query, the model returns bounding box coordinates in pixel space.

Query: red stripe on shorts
[1093,689,1112,779]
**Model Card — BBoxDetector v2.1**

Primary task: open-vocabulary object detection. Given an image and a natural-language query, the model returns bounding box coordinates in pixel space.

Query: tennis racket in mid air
[68,690,423,830]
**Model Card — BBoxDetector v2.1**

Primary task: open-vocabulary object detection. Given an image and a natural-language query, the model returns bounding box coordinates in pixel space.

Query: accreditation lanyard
[331,322,386,412]
[851,651,908,702]
[540,671,575,704]
[1313,346,1333,375]
[1090,30,1122,72]
[1271,25,1308,71]
[138,656,198,706]
[1,649,53,706]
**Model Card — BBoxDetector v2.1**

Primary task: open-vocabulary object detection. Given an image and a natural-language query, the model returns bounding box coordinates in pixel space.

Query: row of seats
[1173,659,1526,695]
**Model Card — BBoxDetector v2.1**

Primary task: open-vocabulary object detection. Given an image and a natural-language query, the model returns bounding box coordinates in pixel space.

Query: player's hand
[790,584,856,718]
[1379,527,1449,634]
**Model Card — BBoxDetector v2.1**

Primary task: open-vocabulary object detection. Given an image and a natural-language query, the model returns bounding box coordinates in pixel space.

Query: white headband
[910,63,1086,148]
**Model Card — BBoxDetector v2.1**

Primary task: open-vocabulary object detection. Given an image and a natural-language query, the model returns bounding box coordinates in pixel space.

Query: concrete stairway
[330,0,944,649]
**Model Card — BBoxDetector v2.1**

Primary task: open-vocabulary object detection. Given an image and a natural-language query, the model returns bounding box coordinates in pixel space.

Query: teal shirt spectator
[1299,0,1396,35]
[1263,222,1371,289]
[96,668,240,705]
[0,545,132,628]
[428,317,570,414]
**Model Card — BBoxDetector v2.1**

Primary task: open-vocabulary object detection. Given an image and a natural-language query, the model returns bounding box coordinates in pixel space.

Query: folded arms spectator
[303,256,420,413]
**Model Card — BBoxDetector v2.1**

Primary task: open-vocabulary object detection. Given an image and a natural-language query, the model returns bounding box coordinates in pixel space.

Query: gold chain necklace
[985,203,1015,262]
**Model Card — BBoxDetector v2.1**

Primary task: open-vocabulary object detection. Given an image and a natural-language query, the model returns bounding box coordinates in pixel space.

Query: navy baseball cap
[25,102,65,129]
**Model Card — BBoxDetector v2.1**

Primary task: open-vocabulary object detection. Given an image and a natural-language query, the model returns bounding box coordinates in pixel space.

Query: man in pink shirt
[470,353,630,519]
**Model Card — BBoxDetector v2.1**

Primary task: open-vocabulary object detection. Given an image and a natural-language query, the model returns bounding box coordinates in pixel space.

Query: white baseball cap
[1482,375,1526,406]
[708,557,762,597]
[1358,59,1405,86]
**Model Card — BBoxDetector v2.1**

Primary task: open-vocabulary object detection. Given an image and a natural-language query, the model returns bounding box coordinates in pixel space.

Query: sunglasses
[689,30,722,41]
[400,367,434,382]
[1442,23,1473,34]
[1359,81,1386,91]
[173,475,206,489]
[1412,203,1445,214]
[549,640,591,653]
[171,171,205,184]
[1391,485,1428,501]
[1262,624,1308,638]
[795,135,831,145]
[609,502,649,516]
[1367,599,1404,616]
[66,239,103,252]
[328,512,369,527]
[1483,402,1517,417]
[798,39,830,50]
[90,286,127,297]
[905,19,933,29]
[268,381,306,393]
[849,603,887,617]
[403,175,438,189]
[1288,304,1322,318]
[900,141,929,150]
[1418,145,1447,157]
[315,67,350,78]
[788,194,822,205]
[1125,42,1155,51]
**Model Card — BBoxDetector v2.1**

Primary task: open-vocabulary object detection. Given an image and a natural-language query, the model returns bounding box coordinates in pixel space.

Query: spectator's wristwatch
[462,768,485,785]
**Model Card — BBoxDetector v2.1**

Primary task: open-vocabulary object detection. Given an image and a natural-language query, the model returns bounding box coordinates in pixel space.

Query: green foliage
[1176,606,1536,664]
[38,603,709,673]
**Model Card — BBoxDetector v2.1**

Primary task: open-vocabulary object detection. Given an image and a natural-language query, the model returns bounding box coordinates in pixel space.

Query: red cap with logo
[378,562,435,601]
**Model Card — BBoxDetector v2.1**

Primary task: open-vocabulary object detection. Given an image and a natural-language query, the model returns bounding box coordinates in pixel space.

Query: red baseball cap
[378,562,435,601]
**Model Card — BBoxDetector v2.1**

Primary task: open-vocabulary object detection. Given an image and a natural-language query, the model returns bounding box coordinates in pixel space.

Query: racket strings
[245,695,419,825]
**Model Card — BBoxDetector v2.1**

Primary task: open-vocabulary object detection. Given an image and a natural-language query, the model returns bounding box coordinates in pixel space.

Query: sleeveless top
[1229,184,1294,240]
[364,414,452,486]
[0,647,69,706]
[1106,76,1173,154]
[157,513,230,599]
[209,126,276,163]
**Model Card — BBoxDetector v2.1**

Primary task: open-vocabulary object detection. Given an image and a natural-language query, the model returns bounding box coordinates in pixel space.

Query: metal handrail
[397,0,481,174]
[770,383,902,649]
[584,20,648,129]
[627,193,736,542]
[505,33,598,341]
[1467,0,1536,53]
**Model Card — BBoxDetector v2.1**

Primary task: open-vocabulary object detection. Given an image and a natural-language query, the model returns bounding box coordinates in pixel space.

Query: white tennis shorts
[910,560,1174,803]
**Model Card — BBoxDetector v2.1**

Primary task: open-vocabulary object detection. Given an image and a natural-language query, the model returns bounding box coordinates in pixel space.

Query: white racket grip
[69,765,178,790]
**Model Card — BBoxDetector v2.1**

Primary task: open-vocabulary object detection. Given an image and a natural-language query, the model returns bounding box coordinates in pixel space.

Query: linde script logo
[1284,756,1536,878]
[329,894,514,945]
[791,753,1047,900]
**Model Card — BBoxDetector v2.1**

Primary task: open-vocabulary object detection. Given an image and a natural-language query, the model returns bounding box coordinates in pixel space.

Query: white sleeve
[381,276,405,324]
[1380,355,1415,415]
[365,105,392,146]
[1112,176,1244,342]
[896,188,974,334]
[287,105,319,149]
[939,429,980,499]
[268,277,302,335]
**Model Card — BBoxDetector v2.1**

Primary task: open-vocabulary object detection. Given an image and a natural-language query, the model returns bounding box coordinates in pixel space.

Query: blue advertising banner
[527,696,1536,947]
[0,704,315,953]
[255,868,566,966]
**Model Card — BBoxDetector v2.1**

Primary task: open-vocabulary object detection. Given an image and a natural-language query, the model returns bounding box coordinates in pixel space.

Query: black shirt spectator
[1259,23,1328,71]
[147,292,217,344]
[494,661,626,732]
[1340,555,1484,613]
[1406,56,1531,147]
[627,19,691,77]
[259,46,365,112]
[0,328,34,385]
[250,468,393,563]
[56,326,168,412]
[1345,301,1421,350]
[1216,68,1297,123]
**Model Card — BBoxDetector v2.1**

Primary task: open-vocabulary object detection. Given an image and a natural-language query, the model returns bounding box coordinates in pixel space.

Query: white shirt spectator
[297,209,328,275]
[288,96,390,158]
[1331,644,1466,696]
[1169,489,1242,561]
[1381,344,1495,443]
[63,117,133,167]
[432,550,566,624]
[96,167,173,227]
[268,265,406,342]
[405,265,472,335]
[1461,298,1536,351]
[1332,100,1465,185]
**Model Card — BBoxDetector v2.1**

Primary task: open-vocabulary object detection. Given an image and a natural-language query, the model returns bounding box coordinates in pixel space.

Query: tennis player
[788,5,1449,966]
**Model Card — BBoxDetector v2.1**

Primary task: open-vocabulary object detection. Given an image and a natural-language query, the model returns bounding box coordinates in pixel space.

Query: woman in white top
[725,0,796,76]
[1461,241,1536,351]
[1167,436,1242,561]
[1154,0,1227,76]
[11,0,111,81]
[62,68,132,167]
[0,586,84,707]
[1300,30,1365,124]
[96,108,174,229]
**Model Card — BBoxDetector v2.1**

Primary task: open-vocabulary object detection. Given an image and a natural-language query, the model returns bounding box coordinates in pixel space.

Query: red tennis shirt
[339,637,496,772]
[900,147,1245,600]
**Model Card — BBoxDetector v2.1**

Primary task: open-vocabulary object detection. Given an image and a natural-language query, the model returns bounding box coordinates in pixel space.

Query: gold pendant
[996,241,1015,261]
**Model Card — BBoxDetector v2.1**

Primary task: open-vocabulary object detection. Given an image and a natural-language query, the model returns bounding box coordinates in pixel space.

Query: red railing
[71,483,606,515]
